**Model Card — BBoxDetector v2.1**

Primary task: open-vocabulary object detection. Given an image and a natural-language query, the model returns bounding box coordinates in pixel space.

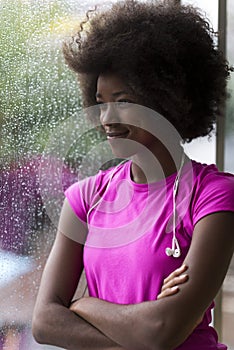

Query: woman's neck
[130,146,186,184]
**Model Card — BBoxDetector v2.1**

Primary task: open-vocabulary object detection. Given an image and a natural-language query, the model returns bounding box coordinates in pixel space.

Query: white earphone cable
[166,152,185,258]
[86,154,185,258]
[86,159,128,221]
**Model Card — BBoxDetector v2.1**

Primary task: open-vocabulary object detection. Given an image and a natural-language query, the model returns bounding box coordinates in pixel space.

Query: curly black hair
[63,0,231,141]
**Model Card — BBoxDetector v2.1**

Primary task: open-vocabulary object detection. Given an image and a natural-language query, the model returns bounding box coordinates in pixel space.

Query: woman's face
[96,72,161,158]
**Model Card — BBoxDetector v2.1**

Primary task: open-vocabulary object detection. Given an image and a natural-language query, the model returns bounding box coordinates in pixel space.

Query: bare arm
[32,199,123,350]
[69,211,234,350]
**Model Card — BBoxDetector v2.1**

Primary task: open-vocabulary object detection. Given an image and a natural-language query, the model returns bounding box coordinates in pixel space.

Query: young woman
[32,1,234,349]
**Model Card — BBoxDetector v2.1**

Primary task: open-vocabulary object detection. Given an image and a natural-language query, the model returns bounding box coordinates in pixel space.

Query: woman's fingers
[163,264,188,284]
[158,274,188,299]
[157,264,189,300]
[161,273,189,292]
[157,286,179,299]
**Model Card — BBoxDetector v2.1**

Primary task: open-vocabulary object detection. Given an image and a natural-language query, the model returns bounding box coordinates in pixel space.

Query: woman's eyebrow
[112,90,129,97]
[95,90,129,99]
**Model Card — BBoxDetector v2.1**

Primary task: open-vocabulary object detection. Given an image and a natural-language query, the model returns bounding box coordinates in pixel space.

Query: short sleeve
[65,180,88,223]
[192,168,234,226]
[64,169,110,223]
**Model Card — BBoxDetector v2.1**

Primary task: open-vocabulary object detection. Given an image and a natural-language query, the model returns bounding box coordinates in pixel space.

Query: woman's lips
[106,131,129,139]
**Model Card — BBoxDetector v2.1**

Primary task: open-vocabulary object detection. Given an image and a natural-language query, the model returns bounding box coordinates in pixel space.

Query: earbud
[165,247,181,258]
[173,248,181,258]
[165,247,174,256]
[165,237,181,258]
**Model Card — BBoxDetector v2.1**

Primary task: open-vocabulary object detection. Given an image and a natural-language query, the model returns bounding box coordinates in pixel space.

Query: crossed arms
[32,199,234,350]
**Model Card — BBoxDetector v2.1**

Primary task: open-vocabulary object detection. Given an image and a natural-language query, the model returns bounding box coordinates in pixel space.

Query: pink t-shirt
[65,160,234,350]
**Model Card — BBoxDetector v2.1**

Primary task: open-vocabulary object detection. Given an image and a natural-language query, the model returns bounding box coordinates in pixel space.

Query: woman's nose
[99,103,120,125]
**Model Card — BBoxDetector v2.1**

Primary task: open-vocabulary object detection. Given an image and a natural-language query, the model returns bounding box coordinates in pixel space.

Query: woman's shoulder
[65,160,130,196]
[64,161,130,219]
[191,159,234,187]
[190,160,234,225]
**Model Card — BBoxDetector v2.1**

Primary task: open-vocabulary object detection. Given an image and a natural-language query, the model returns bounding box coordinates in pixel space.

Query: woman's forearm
[67,267,190,350]
[70,297,164,350]
[32,301,123,350]
[70,296,203,350]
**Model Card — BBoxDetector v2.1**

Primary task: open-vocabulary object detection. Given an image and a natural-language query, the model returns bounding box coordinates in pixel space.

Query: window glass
[225,0,234,173]
[182,3,234,349]
[0,0,91,348]
[223,1,234,349]
[182,0,218,165]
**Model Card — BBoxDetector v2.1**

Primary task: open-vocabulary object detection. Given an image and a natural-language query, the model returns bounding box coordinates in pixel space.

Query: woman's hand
[157,264,204,327]
[157,264,189,300]
[69,265,190,314]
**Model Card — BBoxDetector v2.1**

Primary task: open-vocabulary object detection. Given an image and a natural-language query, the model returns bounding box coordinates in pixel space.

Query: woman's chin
[108,138,138,158]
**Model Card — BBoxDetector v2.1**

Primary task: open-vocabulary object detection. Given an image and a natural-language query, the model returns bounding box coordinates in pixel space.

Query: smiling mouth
[106,131,129,139]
